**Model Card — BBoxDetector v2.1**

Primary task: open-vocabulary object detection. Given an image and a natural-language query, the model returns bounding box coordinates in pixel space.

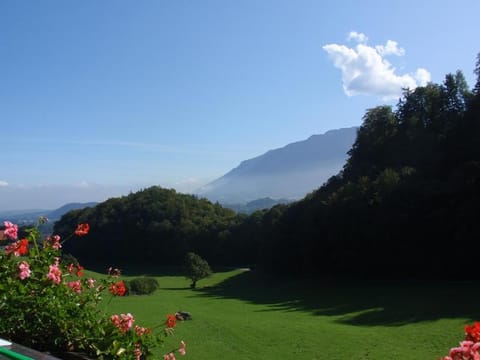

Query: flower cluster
[18,261,31,280]
[44,235,62,250]
[0,220,188,359]
[442,322,480,360]
[5,239,29,256]
[74,223,90,236]
[109,280,128,296]
[111,313,135,334]
[3,221,18,239]
[47,257,62,284]
[166,314,177,328]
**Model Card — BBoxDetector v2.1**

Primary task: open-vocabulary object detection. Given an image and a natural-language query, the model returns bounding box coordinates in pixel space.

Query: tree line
[55,53,480,278]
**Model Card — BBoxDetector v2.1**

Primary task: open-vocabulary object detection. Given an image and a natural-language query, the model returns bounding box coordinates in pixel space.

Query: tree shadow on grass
[194,269,480,327]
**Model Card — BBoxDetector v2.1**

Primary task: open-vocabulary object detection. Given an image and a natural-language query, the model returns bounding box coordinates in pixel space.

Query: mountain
[47,202,98,221]
[0,202,97,225]
[197,127,358,203]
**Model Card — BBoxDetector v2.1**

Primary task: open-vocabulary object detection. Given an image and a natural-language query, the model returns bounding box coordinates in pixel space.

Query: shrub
[128,277,159,295]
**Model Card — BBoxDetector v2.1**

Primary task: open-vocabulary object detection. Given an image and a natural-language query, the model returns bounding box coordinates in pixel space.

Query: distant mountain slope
[197,127,358,203]
[0,202,97,224]
[47,202,97,221]
[224,197,291,214]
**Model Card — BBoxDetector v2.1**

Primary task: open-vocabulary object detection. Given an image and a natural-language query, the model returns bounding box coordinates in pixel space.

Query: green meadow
[98,268,480,359]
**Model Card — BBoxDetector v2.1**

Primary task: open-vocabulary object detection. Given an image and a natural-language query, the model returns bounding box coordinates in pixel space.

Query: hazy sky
[1,0,479,210]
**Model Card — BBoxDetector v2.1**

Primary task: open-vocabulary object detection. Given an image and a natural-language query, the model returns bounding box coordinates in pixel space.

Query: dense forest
[55,54,480,278]
[55,188,241,266]
[254,55,480,278]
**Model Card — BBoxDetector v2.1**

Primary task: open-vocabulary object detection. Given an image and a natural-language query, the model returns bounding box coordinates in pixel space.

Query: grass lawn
[96,268,480,359]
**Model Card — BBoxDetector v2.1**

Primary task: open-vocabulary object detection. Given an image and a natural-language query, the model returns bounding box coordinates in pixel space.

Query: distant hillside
[197,127,358,203]
[47,202,97,221]
[0,202,97,224]
[224,197,291,214]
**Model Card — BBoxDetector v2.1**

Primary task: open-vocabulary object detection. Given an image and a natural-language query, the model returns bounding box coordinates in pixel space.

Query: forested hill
[56,54,480,279]
[54,187,240,266]
[254,59,480,278]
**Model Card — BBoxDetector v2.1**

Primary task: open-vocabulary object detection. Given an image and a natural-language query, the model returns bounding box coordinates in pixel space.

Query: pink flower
[45,235,61,250]
[133,344,142,360]
[86,278,96,288]
[47,258,62,284]
[135,325,151,337]
[67,280,82,294]
[3,221,18,240]
[163,353,176,360]
[178,340,186,356]
[445,340,480,360]
[111,313,135,333]
[18,261,31,280]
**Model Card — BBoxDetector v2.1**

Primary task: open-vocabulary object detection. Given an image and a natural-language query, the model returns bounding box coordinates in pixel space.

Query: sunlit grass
[92,268,478,359]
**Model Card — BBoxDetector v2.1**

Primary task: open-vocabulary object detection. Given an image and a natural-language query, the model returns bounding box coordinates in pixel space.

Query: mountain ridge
[197,127,358,203]
[0,202,97,224]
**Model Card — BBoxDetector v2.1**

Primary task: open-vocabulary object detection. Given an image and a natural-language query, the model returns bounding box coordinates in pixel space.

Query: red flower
[465,322,480,342]
[75,223,90,236]
[67,263,84,277]
[17,239,29,255]
[5,239,29,256]
[109,281,127,296]
[165,314,177,328]
[76,265,84,277]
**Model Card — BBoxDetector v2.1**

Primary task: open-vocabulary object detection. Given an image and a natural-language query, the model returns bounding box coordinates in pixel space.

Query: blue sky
[1,0,479,210]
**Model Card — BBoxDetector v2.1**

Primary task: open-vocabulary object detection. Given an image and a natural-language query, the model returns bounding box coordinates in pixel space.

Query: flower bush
[441,322,480,360]
[0,220,187,359]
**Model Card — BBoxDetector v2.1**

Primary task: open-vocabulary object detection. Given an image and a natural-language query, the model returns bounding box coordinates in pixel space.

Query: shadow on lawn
[194,269,480,327]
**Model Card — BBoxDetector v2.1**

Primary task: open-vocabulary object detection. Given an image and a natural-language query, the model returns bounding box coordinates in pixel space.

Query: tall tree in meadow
[184,252,212,289]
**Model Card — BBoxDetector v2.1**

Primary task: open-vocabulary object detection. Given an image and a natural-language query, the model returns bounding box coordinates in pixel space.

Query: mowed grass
[93,268,480,359]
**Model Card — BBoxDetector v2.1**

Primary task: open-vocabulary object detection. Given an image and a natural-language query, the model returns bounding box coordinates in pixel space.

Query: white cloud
[323,33,431,100]
[347,31,368,43]
[375,40,405,56]
[0,180,8,187]
[415,68,431,86]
